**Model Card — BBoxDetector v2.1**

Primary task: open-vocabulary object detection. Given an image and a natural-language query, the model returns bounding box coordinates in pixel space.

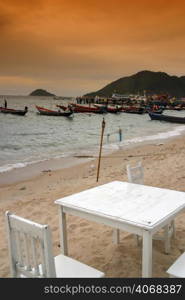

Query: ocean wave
[0,152,72,174]
[15,132,48,136]
[0,145,22,151]
[0,125,185,174]
[104,125,185,150]
[0,162,29,173]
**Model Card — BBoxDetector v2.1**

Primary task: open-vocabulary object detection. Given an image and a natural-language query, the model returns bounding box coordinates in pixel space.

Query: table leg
[58,206,68,255]
[142,230,152,277]
[164,224,171,254]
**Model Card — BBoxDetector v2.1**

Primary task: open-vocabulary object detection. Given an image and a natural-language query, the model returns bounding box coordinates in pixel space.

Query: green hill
[180,76,185,85]
[85,71,185,98]
[29,89,55,96]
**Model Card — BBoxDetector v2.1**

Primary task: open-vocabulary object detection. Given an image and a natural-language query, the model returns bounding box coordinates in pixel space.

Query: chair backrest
[126,161,144,184]
[5,211,56,278]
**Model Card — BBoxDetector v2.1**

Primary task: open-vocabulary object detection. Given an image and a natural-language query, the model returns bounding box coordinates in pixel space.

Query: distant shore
[0,134,185,277]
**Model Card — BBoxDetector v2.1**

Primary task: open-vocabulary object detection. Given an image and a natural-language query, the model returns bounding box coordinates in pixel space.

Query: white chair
[166,252,185,277]
[5,211,104,278]
[127,161,144,184]
[127,162,175,253]
[112,162,145,244]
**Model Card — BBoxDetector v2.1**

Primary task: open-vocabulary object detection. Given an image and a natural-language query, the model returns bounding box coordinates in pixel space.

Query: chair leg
[112,229,120,244]
[171,220,176,238]
[134,234,141,246]
[164,224,171,254]
[113,230,141,246]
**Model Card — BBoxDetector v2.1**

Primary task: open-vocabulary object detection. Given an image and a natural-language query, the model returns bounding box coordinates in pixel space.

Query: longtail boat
[120,106,145,114]
[146,108,164,114]
[94,104,121,113]
[149,112,185,124]
[36,105,73,117]
[70,103,106,113]
[56,105,68,111]
[106,106,122,113]
[0,106,28,116]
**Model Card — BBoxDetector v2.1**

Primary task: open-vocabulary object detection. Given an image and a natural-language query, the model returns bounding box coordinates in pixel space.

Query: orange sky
[0,0,185,96]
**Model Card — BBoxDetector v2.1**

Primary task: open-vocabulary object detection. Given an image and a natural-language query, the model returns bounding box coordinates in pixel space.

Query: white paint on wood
[55,181,185,277]
[5,211,104,278]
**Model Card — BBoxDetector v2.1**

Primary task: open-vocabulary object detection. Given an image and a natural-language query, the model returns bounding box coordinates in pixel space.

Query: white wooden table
[55,181,185,277]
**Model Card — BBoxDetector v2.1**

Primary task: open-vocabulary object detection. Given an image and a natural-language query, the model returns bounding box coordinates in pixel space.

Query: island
[29,89,55,96]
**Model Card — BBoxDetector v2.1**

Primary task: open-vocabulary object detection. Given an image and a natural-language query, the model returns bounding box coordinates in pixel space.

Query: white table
[55,181,185,277]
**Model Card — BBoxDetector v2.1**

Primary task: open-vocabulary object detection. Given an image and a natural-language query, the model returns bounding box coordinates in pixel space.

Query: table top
[55,181,185,230]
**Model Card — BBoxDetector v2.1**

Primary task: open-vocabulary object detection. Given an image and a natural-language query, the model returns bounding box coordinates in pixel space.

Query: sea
[0,95,185,184]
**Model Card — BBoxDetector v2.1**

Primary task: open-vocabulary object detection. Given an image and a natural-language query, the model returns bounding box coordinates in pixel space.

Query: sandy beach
[0,134,185,278]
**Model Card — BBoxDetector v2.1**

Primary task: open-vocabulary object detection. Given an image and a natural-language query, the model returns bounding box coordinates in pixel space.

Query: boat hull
[120,108,145,114]
[94,104,121,113]
[71,104,105,113]
[36,105,73,117]
[0,107,27,116]
[149,112,185,124]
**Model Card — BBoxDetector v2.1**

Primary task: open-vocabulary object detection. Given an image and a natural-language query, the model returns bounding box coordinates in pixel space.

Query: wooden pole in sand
[96,118,106,182]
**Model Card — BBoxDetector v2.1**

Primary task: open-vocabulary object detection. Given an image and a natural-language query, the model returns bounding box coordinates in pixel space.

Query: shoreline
[0,133,185,277]
[1,127,185,187]
[0,156,93,187]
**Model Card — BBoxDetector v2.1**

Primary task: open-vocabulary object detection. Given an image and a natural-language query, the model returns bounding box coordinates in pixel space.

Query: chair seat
[54,254,104,278]
[166,252,185,278]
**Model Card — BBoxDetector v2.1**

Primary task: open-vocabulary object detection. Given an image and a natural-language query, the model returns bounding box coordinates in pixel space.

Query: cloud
[0,0,185,95]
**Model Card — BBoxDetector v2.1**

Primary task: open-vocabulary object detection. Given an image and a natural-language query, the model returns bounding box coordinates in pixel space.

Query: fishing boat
[35,105,73,117]
[56,104,68,111]
[0,106,28,116]
[120,106,145,114]
[70,103,106,113]
[106,106,122,113]
[94,104,121,113]
[146,107,164,114]
[149,112,185,124]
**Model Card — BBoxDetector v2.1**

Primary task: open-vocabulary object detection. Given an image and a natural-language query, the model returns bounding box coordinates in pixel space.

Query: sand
[0,135,185,278]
